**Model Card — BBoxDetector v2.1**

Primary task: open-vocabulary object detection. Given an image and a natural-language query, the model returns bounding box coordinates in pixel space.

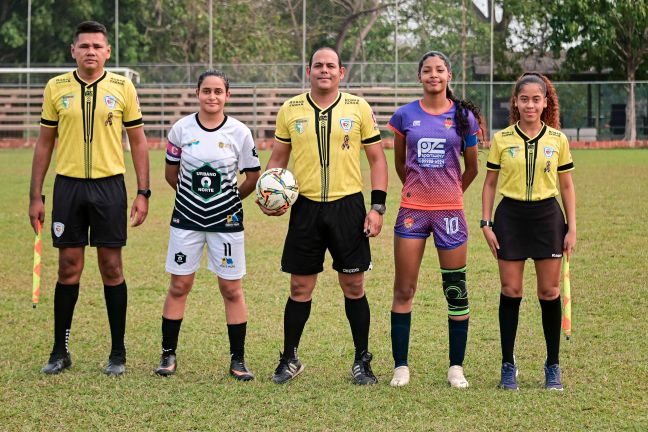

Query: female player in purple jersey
[482,72,576,390]
[388,51,482,387]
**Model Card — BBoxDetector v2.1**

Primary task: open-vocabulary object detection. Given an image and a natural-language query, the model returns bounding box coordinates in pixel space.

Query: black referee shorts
[281,192,371,275]
[51,174,127,248]
[493,197,567,260]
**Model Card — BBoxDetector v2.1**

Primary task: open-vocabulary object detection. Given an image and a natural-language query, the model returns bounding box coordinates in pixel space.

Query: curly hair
[509,72,560,129]
[418,51,483,144]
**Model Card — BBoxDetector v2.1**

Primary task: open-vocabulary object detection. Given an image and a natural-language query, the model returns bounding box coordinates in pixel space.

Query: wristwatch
[480,219,493,228]
[371,204,386,215]
[137,188,152,199]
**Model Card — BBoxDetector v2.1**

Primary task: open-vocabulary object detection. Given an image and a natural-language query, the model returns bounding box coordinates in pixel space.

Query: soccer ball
[256,168,299,211]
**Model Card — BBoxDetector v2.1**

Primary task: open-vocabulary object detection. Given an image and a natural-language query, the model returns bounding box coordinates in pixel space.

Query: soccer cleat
[448,365,469,388]
[498,362,519,390]
[154,353,177,377]
[271,352,304,384]
[544,363,564,391]
[351,351,378,385]
[41,352,72,375]
[105,353,126,377]
[229,357,255,381]
[390,365,410,387]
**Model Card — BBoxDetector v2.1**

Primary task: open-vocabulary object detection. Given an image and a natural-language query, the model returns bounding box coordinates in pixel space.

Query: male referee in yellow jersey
[260,47,388,385]
[28,21,150,376]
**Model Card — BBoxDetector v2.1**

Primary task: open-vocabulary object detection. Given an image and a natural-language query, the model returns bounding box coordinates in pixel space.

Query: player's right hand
[481,227,500,259]
[256,200,287,217]
[28,198,45,234]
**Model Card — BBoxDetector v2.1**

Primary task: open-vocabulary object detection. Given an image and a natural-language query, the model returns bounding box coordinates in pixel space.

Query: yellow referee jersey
[275,92,381,202]
[40,70,143,179]
[486,122,574,201]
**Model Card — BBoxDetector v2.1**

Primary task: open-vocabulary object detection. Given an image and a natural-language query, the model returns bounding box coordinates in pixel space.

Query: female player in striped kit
[388,51,482,387]
[482,72,576,390]
[154,70,261,380]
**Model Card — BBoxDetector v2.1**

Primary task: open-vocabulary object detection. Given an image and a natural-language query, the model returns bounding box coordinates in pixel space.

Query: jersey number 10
[444,217,459,235]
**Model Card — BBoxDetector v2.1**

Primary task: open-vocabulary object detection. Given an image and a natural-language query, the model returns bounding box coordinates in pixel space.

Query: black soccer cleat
[154,353,177,377]
[105,352,126,377]
[271,352,304,384]
[351,351,377,385]
[229,357,255,381]
[41,352,72,375]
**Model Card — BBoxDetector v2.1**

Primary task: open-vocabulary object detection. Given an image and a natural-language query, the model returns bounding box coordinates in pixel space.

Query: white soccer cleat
[390,365,410,387]
[448,365,469,388]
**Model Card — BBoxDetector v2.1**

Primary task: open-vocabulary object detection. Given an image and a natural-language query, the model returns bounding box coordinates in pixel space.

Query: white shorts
[165,227,246,280]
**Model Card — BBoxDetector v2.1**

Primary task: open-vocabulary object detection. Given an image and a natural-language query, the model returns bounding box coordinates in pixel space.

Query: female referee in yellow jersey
[481,72,576,391]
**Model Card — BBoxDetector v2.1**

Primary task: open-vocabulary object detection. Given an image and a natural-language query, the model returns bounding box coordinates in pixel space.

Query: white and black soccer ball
[256,168,299,211]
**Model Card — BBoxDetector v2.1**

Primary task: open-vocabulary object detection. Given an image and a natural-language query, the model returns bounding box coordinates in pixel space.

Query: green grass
[1,148,647,431]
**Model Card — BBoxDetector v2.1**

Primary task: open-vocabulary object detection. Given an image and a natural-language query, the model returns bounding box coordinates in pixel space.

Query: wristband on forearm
[371,190,386,205]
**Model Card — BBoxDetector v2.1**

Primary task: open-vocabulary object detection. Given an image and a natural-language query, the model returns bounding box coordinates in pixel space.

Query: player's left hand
[364,210,383,237]
[256,199,288,217]
[130,195,149,227]
[563,229,576,260]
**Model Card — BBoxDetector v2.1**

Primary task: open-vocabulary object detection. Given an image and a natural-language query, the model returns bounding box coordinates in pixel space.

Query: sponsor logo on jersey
[340,118,353,132]
[344,98,359,105]
[288,100,304,107]
[109,77,125,86]
[508,146,519,158]
[502,131,514,137]
[416,137,446,168]
[61,94,74,109]
[218,141,232,149]
[226,214,240,227]
[548,130,561,137]
[105,112,113,126]
[295,118,308,134]
[412,120,421,127]
[544,146,555,158]
[444,117,453,129]
[104,95,117,109]
[53,222,65,238]
[186,139,200,147]
[191,164,222,200]
[551,253,562,258]
[55,77,71,84]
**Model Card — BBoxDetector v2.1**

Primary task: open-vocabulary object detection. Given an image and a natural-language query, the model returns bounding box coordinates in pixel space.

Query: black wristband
[371,190,387,205]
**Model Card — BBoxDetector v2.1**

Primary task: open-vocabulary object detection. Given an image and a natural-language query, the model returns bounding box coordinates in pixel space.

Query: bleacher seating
[0,85,423,139]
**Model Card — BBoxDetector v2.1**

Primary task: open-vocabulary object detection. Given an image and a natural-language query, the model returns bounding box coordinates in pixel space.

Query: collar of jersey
[514,121,547,142]
[73,70,107,86]
[306,92,342,112]
[195,113,228,132]
[418,98,454,116]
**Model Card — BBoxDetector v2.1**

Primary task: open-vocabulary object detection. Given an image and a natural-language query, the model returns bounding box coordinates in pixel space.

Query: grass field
[1,148,647,431]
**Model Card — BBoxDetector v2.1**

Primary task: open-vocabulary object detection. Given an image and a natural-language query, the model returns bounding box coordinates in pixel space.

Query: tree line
[1,0,646,140]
